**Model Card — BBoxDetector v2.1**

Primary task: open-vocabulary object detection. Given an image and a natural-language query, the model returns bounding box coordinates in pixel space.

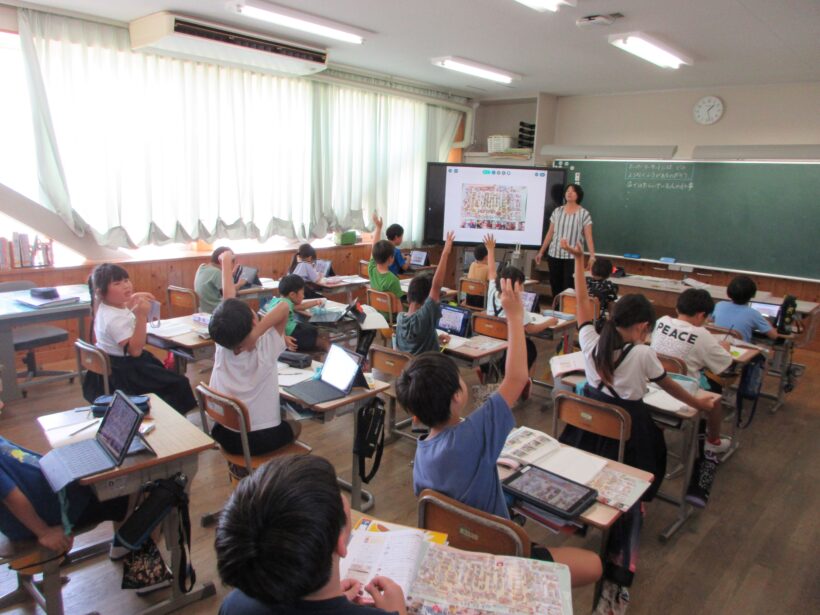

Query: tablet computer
[501,464,598,519]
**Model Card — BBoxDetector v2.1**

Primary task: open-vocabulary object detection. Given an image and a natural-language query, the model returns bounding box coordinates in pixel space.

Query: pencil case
[92,394,151,417]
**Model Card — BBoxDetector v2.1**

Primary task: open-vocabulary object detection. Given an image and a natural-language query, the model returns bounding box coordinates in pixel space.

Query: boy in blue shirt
[385,223,408,276]
[712,275,779,342]
[395,279,601,588]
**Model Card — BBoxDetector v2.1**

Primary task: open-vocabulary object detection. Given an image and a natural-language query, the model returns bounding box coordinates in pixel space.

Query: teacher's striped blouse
[547,206,592,259]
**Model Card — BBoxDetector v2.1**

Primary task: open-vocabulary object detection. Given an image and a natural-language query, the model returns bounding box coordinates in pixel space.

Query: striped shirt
[547,206,592,259]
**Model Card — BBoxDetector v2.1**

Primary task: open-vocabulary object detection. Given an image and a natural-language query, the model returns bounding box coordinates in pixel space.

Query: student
[395,278,601,588]
[465,242,490,308]
[0,436,130,559]
[264,275,329,353]
[194,247,247,313]
[207,298,302,458]
[288,243,326,299]
[215,455,406,615]
[712,275,778,342]
[561,239,720,611]
[85,264,197,415]
[395,231,455,354]
[586,257,618,323]
[385,223,407,276]
[368,214,404,316]
[484,235,556,398]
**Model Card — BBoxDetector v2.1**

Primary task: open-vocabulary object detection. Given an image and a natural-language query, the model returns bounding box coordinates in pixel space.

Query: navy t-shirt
[219,590,398,615]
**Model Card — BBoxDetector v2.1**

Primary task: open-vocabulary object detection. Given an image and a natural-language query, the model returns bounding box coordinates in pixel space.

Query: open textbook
[340,530,573,615]
[501,427,650,512]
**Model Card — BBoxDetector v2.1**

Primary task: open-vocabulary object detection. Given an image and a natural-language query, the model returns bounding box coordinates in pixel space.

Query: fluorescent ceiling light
[432,57,520,84]
[231,1,367,44]
[608,32,692,69]
[513,0,577,12]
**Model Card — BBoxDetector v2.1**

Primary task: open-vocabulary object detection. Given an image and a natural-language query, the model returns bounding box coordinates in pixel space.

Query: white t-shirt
[578,322,665,401]
[650,316,733,377]
[485,287,534,325]
[209,329,287,432]
[94,302,136,357]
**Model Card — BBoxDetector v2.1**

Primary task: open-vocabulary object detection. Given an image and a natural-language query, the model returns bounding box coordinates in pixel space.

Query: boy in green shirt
[265,275,329,352]
[368,213,404,320]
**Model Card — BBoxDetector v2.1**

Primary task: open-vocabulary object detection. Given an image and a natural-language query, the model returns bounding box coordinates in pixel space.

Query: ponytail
[288,253,299,274]
[593,293,655,386]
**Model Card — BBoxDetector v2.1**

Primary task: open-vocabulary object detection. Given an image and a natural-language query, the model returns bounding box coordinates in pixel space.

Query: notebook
[39,391,144,491]
[285,344,363,405]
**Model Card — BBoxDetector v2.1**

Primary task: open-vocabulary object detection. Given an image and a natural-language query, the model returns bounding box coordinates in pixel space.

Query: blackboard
[554,160,820,280]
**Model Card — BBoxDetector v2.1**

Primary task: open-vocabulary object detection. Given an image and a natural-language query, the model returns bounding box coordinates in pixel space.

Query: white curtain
[17,9,462,247]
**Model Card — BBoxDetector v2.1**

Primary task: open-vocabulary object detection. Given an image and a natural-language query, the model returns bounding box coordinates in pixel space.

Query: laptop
[437,305,472,338]
[407,250,429,271]
[309,299,360,324]
[522,291,539,313]
[750,301,779,321]
[285,344,364,405]
[39,391,144,492]
[315,259,334,277]
[234,265,261,287]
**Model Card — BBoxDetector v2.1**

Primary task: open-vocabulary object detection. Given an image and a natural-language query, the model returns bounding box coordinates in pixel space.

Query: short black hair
[211,246,232,264]
[677,288,715,317]
[278,274,305,297]
[474,244,488,262]
[565,183,584,204]
[209,298,254,350]
[395,352,461,427]
[372,240,395,265]
[495,265,525,294]
[385,224,404,241]
[215,456,346,605]
[591,258,612,279]
[90,263,129,300]
[407,273,433,305]
[727,275,757,305]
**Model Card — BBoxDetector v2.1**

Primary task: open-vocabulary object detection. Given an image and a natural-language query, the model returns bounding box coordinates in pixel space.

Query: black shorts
[531,544,555,562]
[212,421,295,456]
[292,322,319,351]
[73,492,130,529]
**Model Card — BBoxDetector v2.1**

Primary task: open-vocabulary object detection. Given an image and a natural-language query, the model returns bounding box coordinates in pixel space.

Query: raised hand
[443,230,455,252]
[371,212,383,228]
[498,277,523,321]
[560,239,585,258]
[483,234,496,250]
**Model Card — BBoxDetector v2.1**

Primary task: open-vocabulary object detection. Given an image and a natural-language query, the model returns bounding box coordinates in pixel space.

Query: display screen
[321,344,361,392]
[507,466,590,511]
[424,163,566,247]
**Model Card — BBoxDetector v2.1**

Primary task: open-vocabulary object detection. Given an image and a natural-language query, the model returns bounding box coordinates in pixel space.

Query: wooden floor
[1,343,819,615]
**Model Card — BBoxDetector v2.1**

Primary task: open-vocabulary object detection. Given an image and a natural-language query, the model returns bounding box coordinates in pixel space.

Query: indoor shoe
[704,437,731,456]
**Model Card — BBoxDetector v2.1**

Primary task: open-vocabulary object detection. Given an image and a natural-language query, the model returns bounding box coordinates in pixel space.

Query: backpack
[736,354,765,428]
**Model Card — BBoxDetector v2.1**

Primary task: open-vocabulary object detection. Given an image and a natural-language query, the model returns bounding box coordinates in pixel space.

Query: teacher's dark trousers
[547,256,575,300]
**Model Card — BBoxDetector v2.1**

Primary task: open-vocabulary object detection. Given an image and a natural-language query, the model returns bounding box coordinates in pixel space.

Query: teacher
[535,183,596,299]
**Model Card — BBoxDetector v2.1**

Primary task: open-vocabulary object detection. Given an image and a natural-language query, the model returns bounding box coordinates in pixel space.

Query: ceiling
[16,0,820,99]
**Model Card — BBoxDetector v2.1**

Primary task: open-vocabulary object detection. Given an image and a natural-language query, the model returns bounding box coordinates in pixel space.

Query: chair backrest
[458,277,488,310]
[167,285,199,317]
[369,345,413,379]
[552,391,632,462]
[358,259,370,279]
[472,313,508,340]
[366,289,402,327]
[195,383,254,470]
[705,324,742,340]
[417,489,530,557]
[794,307,820,349]
[74,339,111,395]
[657,353,688,375]
[556,291,600,319]
[0,281,35,292]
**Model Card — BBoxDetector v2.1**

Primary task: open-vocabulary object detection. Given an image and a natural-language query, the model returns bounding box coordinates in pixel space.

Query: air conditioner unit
[129,12,327,76]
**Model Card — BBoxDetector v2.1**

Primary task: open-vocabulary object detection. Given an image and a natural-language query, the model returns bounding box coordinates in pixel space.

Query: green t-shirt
[194,264,223,313]
[264,297,297,335]
[368,258,403,300]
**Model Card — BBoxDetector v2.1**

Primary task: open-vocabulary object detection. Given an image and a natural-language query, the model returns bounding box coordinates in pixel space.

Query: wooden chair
[554,290,600,320]
[0,535,64,615]
[705,324,742,340]
[472,313,508,340]
[657,353,688,376]
[369,345,418,442]
[365,289,403,347]
[358,259,370,279]
[458,277,488,311]
[74,339,112,396]
[552,391,631,462]
[417,489,530,557]
[195,383,312,526]
[167,285,199,317]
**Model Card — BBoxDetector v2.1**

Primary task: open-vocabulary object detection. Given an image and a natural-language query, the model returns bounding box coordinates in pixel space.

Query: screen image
[424,163,566,248]
[98,394,140,457]
[438,306,468,337]
[508,467,589,510]
[321,344,360,391]
[750,301,779,319]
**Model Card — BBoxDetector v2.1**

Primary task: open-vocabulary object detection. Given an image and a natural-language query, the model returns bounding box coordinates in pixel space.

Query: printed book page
[408,544,573,615]
[643,388,688,413]
[340,530,427,599]
[354,517,447,545]
[437,330,467,349]
[588,467,651,512]
[464,336,505,351]
[549,352,586,378]
[501,427,560,466]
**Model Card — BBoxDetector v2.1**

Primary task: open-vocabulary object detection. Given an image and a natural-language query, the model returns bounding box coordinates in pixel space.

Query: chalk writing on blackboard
[626,180,694,192]
[624,162,694,181]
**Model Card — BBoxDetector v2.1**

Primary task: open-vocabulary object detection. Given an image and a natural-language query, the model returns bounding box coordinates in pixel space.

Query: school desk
[558,373,720,541]
[398,279,458,302]
[315,275,370,304]
[278,362,390,512]
[145,315,214,375]
[0,284,90,402]
[36,395,217,614]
